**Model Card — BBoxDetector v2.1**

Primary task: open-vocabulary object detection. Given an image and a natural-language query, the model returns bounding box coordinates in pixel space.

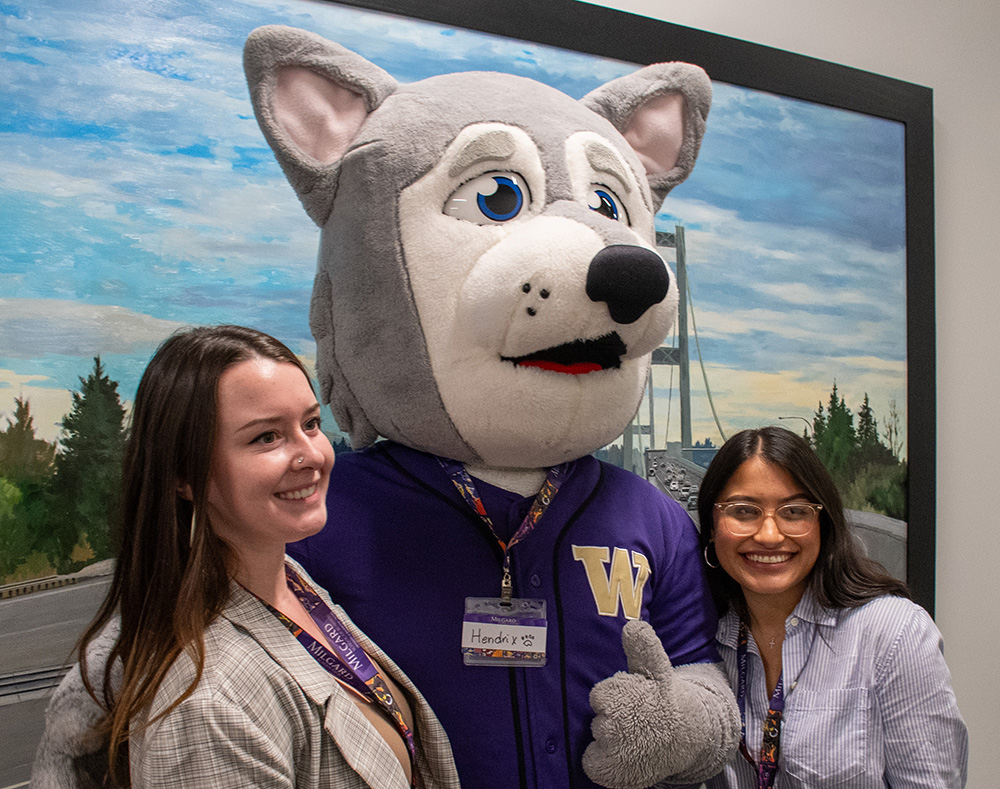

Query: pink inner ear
[273,65,369,165]
[622,93,686,177]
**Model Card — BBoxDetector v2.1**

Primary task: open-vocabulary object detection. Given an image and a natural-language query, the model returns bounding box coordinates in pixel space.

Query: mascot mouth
[502,332,627,375]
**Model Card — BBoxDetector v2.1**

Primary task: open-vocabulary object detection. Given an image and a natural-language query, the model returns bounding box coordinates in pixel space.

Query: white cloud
[0,369,74,444]
[662,198,906,332]
[0,298,186,358]
[752,281,873,307]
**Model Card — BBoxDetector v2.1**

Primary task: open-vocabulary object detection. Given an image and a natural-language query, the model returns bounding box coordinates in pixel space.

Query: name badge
[462,597,547,667]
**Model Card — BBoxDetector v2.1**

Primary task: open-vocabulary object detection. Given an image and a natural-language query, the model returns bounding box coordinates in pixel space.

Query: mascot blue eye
[445,172,528,224]
[588,186,628,224]
[478,176,523,221]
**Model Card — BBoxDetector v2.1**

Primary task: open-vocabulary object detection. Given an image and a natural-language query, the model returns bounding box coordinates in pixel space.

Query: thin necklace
[750,623,784,650]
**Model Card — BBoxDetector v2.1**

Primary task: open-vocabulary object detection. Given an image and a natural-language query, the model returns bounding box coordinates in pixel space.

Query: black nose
[585,245,670,325]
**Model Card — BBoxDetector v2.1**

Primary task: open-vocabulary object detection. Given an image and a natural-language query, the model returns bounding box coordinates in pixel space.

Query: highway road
[645,448,706,518]
[1,576,111,674]
[0,575,111,787]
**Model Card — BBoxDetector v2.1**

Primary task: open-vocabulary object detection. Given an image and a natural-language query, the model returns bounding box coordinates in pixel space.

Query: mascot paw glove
[583,619,712,789]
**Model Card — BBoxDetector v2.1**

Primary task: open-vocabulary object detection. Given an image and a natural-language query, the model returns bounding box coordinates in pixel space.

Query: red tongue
[517,359,602,374]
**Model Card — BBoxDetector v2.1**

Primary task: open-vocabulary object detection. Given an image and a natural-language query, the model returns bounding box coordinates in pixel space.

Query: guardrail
[0,665,71,707]
[0,575,78,600]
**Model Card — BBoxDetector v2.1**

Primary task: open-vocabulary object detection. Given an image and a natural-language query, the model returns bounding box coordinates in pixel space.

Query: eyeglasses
[714,501,823,537]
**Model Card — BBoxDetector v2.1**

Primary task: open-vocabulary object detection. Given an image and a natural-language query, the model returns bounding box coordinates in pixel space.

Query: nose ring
[297,456,304,464]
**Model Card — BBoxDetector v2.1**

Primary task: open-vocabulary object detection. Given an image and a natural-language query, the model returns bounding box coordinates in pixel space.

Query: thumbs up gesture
[582,620,739,789]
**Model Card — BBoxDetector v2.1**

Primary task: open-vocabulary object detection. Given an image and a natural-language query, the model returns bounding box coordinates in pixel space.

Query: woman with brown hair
[695,426,966,788]
[31,325,459,788]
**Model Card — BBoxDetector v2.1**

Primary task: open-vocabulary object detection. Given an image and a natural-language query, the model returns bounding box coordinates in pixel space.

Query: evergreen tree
[813,382,855,485]
[812,401,826,448]
[329,436,354,456]
[811,383,906,520]
[0,398,58,577]
[856,394,878,452]
[856,393,895,467]
[46,357,126,570]
[0,397,56,484]
[0,477,28,578]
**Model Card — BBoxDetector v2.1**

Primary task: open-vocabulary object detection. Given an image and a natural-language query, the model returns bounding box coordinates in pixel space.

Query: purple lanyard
[736,621,784,789]
[247,564,416,764]
[436,456,567,604]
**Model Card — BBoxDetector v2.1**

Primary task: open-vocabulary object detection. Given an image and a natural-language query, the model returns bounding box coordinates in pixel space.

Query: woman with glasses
[695,426,966,788]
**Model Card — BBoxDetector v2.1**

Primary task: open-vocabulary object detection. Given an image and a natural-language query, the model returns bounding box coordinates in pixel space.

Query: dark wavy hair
[78,325,311,785]
[696,426,909,621]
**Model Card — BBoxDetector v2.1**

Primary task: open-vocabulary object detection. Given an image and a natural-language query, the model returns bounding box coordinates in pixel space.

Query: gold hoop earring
[703,541,720,569]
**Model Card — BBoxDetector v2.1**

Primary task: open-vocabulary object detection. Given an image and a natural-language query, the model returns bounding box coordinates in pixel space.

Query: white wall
[581,0,1000,784]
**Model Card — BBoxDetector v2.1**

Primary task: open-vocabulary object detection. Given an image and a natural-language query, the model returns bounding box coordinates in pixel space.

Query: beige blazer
[129,561,460,788]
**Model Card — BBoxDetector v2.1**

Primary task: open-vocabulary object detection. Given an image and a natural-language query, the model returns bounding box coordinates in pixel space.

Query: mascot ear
[581,62,712,208]
[243,25,398,225]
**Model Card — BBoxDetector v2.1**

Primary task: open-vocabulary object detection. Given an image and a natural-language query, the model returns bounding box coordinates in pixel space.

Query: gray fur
[243,25,398,226]
[583,620,740,788]
[582,63,712,206]
[30,620,121,789]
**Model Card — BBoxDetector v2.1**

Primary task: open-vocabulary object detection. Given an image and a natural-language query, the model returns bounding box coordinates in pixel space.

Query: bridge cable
[686,277,728,443]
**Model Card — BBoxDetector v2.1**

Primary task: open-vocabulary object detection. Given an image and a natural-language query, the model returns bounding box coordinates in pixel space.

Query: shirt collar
[792,585,838,627]
[716,585,838,647]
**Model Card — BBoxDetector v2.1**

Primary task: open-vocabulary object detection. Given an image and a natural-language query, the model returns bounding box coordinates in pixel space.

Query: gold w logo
[572,545,651,620]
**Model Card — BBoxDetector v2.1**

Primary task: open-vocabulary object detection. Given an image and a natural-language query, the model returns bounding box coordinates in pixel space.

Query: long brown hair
[696,426,909,622]
[78,325,311,784]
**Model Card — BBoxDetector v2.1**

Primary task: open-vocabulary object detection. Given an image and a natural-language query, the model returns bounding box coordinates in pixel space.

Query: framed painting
[1,1,933,611]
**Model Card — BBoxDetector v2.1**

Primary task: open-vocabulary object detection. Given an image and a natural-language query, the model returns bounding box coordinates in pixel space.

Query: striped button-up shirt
[704,589,967,788]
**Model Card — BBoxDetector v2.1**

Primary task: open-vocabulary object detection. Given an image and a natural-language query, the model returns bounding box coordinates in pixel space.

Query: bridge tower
[621,225,691,471]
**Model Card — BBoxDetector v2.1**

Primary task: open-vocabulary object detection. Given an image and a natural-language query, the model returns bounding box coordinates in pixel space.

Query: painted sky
[0,0,907,454]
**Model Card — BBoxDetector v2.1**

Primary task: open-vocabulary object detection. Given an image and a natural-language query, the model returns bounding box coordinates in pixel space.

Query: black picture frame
[327,0,936,614]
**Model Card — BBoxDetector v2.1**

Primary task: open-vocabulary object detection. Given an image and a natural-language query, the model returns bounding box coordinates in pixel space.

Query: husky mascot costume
[31,24,738,789]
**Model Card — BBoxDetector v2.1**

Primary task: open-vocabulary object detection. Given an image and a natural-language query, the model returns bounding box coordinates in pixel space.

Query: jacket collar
[221,561,419,788]
[221,580,338,707]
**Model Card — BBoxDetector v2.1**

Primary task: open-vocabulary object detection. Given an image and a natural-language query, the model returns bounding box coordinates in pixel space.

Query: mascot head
[244,25,710,469]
